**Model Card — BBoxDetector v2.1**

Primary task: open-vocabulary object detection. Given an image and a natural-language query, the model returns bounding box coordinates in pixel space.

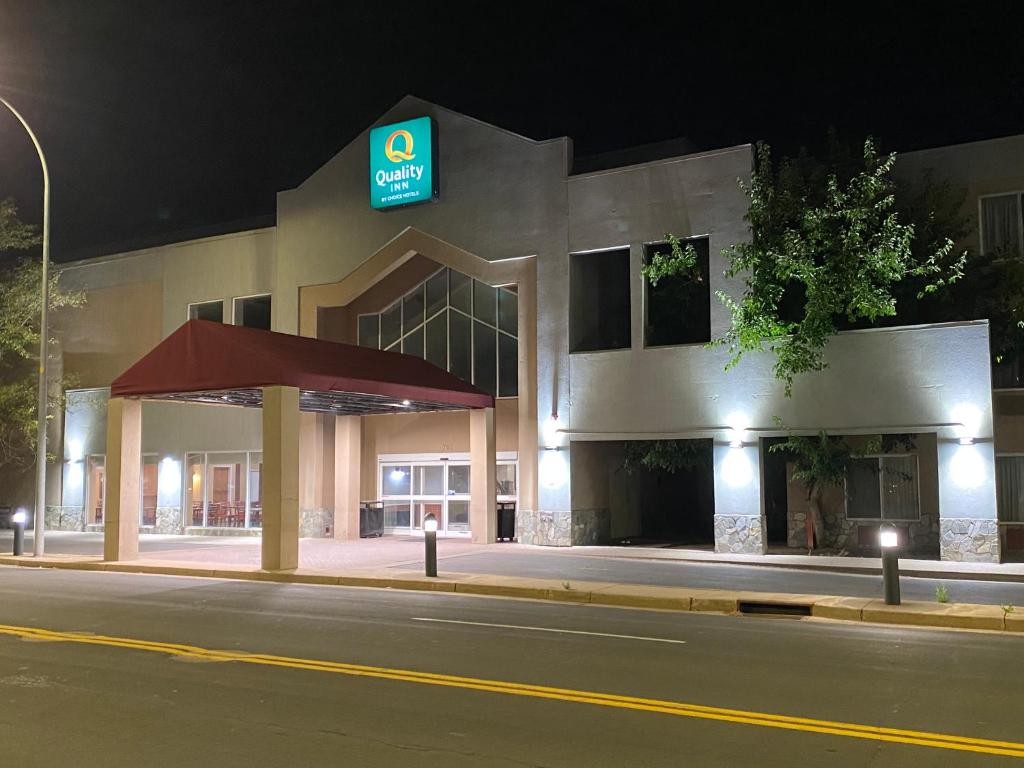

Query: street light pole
[0,96,50,557]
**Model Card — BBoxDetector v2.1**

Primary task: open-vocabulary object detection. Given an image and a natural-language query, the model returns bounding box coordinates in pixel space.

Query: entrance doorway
[378,454,517,536]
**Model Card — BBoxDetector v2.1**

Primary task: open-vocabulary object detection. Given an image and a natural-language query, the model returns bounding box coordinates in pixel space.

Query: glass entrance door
[379,459,472,535]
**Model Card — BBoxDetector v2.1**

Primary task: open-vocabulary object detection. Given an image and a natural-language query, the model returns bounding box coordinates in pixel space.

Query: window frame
[569,244,633,355]
[844,453,922,522]
[231,292,273,329]
[185,449,263,529]
[187,299,225,323]
[978,191,1024,257]
[641,234,712,349]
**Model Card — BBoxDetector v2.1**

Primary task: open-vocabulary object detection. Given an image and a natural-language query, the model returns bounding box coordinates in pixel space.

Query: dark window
[381,300,401,349]
[570,248,631,352]
[498,288,518,335]
[233,295,271,330]
[402,326,424,359]
[403,285,424,335]
[425,269,447,318]
[449,309,472,382]
[644,237,711,346]
[473,321,497,396]
[498,332,518,397]
[449,269,472,314]
[473,280,497,326]
[358,315,379,349]
[425,313,447,368]
[189,300,223,323]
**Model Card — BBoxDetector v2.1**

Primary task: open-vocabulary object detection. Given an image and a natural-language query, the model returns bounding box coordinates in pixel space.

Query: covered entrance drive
[104,319,495,570]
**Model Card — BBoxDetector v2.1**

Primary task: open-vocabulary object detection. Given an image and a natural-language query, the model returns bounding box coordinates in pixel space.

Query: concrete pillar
[262,386,300,570]
[103,397,142,561]
[333,415,362,540]
[937,438,1001,562]
[470,407,496,543]
[712,440,766,555]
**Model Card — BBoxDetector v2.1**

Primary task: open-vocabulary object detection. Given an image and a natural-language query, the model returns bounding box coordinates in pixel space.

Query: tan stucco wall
[55,281,163,388]
[359,398,518,499]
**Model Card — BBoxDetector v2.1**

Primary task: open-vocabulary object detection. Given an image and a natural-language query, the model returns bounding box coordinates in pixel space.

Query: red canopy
[110,320,494,413]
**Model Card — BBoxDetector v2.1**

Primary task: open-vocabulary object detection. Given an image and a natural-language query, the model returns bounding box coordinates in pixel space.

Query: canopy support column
[333,415,362,540]
[470,406,496,543]
[262,386,300,570]
[103,397,141,561]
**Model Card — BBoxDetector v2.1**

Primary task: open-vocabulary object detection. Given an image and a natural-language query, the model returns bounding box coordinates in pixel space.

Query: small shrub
[935,585,950,604]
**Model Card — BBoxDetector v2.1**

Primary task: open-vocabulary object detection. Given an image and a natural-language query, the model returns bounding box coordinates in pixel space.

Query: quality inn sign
[369,116,438,210]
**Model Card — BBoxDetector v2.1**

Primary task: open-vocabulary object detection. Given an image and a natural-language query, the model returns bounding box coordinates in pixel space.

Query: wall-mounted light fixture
[725,412,748,449]
[543,413,563,450]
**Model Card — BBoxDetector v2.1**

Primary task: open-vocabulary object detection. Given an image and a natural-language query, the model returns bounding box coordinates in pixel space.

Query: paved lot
[4,531,1024,606]
[0,567,1021,767]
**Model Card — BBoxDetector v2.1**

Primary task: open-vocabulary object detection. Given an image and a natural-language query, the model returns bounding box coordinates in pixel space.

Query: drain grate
[738,601,812,617]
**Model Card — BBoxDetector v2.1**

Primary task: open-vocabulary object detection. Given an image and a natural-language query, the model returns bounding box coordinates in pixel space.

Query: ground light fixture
[11,509,27,556]
[423,512,438,577]
[880,525,901,605]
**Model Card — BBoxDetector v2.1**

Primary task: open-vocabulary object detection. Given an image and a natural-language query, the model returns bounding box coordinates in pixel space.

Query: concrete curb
[1,555,1020,633]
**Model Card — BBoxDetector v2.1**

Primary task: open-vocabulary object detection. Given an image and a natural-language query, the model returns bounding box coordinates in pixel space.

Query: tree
[0,198,84,474]
[645,138,965,395]
[621,438,709,475]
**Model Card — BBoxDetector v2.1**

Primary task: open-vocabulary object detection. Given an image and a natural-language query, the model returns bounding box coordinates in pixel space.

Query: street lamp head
[880,527,899,549]
[423,513,438,533]
[12,509,27,525]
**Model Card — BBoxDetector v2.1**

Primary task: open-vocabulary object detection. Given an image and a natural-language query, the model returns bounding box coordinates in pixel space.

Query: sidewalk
[2,551,1021,635]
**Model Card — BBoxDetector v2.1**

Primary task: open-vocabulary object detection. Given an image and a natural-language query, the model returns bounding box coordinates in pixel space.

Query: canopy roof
[110,320,494,414]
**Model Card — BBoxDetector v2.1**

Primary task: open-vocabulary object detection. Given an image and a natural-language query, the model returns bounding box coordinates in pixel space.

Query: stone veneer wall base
[45,505,85,532]
[517,508,571,546]
[299,508,333,538]
[940,518,1000,563]
[714,514,766,555]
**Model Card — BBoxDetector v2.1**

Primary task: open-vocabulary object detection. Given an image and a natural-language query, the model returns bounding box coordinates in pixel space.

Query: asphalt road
[0,567,1021,767]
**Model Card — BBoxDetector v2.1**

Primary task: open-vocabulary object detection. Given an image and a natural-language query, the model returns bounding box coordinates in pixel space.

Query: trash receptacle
[497,501,516,542]
[360,501,384,538]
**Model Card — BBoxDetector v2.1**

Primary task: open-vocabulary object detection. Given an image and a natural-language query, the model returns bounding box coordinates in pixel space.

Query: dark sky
[1,0,1023,260]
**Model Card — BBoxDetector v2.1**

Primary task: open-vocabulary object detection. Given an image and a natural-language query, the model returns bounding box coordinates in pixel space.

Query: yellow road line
[1,622,1021,759]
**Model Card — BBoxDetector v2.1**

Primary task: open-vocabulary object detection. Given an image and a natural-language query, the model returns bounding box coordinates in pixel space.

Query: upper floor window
[980,193,1024,257]
[234,294,272,330]
[356,268,518,398]
[188,300,223,323]
[644,236,711,347]
[570,248,631,353]
[845,455,920,521]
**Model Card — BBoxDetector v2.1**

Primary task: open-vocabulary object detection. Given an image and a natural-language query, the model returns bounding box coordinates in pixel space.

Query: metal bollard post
[12,509,27,556]
[880,526,901,606]
[424,513,438,577]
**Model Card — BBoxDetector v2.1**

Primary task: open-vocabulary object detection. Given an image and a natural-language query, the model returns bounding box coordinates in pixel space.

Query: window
[644,237,710,346]
[846,455,920,521]
[188,300,223,323]
[234,294,271,330]
[141,454,159,527]
[356,268,519,397]
[86,456,105,525]
[570,248,631,352]
[186,450,262,529]
[980,193,1024,257]
[997,456,1024,522]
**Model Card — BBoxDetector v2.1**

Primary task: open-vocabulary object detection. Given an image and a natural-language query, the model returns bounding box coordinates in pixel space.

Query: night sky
[1,1,1023,261]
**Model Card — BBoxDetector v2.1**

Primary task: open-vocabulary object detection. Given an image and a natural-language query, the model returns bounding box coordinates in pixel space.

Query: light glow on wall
[951,402,982,444]
[721,448,753,487]
[159,457,181,494]
[67,438,84,462]
[539,449,568,490]
[542,414,564,450]
[725,411,749,448]
[66,460,84,489]
[950,443,985,489]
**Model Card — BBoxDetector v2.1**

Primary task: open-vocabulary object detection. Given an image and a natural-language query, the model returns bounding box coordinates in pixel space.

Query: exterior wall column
[712,440,766,555]
[333,415,362,540]
[937,438,1001,562]
[262,386,300,570]
[103,397,142,561]
[470,407,496,543]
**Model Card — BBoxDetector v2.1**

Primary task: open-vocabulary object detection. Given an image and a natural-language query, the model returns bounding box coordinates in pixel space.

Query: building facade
[31,96,1014,562]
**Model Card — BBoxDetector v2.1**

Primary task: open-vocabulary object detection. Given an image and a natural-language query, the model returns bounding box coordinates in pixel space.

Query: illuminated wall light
[721,449,753,488]
[539,450,568,490]
[67,438,84,463]
[951,402,982,444]
[542,413,563,450]
[949,444,985,489]
[725,411,748,449]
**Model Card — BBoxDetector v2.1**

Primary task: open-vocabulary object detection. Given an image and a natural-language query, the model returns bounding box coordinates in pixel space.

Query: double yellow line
[2,622,1022,759]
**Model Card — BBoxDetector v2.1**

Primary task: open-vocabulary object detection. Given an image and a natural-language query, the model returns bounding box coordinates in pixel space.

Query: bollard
[880,526,900,606]
[424,513,438,577]
[11,509,27,556]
